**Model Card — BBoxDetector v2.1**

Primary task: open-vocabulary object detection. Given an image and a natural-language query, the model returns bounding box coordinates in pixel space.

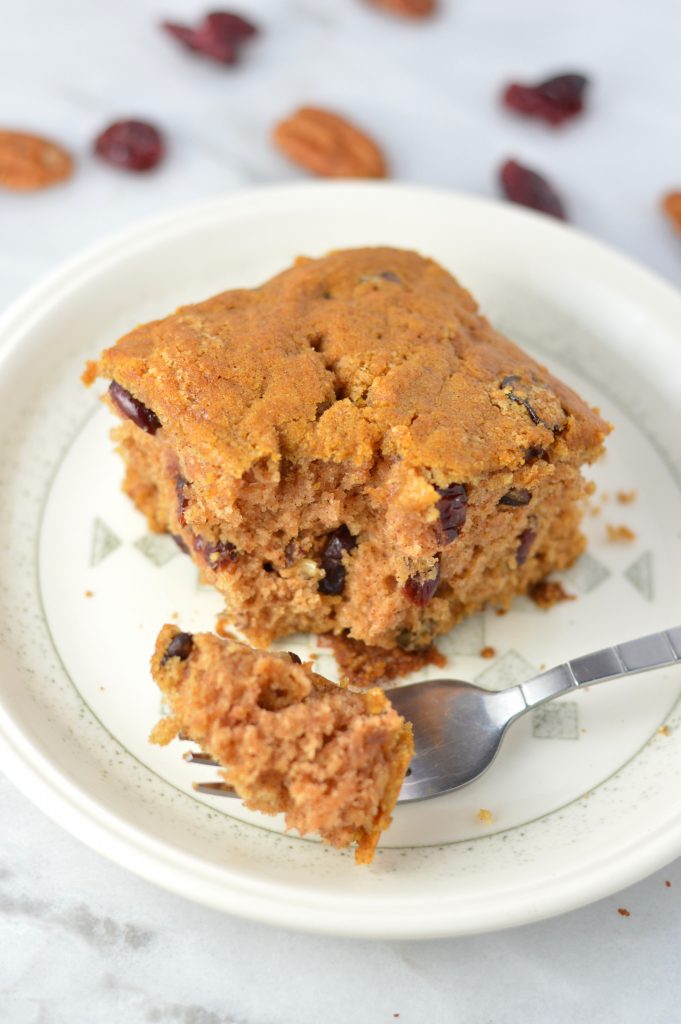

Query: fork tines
[179,734,238,797]
[192,781,238,797]
[183,749,219,767]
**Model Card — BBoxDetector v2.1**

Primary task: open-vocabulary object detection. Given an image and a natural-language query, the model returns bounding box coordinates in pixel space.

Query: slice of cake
[85,247,610,651]
[150,625,413,863]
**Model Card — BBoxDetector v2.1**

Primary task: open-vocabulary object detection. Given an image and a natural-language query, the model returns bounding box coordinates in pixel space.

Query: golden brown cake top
[92,247,609,482]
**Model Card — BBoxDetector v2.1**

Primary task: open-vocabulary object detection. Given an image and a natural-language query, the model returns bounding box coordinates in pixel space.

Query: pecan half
[367,0,436,16]
[273,107,387,179]
[0,130,73,191]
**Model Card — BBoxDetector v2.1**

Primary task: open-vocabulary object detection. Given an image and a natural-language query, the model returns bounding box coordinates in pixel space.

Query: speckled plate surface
[1,183,681,939]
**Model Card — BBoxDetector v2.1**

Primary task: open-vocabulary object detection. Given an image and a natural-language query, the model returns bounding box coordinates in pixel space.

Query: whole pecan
[662,192,681,235]
[0,130,73,191]
[367,0,436,16]
[273,107,387,179]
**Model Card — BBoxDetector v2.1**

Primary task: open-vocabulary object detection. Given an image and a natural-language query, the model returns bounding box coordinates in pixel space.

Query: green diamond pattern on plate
[134,533,180,567]
[475,650,536,691]
[446,614,485,654]
[532,702,579,740]
[624,551,654,601]
[90,517,121,566]
[562,552,610,594]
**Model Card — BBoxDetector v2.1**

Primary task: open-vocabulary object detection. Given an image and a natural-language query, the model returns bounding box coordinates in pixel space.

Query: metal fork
[182,626,681,804]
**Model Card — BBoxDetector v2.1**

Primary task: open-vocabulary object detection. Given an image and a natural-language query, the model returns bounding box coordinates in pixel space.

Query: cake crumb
[617,907,631,917]
[529,580,575,609]
[496,608,508,617]
[81,360,97,386]
[84,589,94,598]
[616,489,637,505]
[606,524,636,543]
[665,880,672,888]
[318,633,445,688]
[476,808,494,824]
[480,646,496,659]
[215,614,239,640]
[659,725,671,737]
[590,505,602,517]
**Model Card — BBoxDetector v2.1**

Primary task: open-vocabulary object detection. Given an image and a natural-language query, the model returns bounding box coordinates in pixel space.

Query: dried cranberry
[436,483,467,543]
[525,446,547,463]
[500,160,566,220]
[108,381,161,434]
[500,375,560,432]
[176,476,189,527]
[193,533,237,569]
[284,540,297,566]
[95,120,164,172]
[171,532,190,555]
[499,488,531,507]
[503,73,588,127]
[404,557,441,608]
[163,23,199,50]
[516,528,536,566]
[318,525,356,596]
[204,11,256,40]
[161,631,193,664]
[162,10,257,65]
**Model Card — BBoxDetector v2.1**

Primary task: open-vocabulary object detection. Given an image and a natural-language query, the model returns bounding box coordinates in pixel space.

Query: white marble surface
[2,0,681,1020]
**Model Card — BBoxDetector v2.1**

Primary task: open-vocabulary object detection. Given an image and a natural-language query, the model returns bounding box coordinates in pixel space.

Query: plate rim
[2,180,681,939]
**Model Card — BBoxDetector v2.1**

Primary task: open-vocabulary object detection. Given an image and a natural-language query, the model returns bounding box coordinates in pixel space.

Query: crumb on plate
[529,580,575,609]
[606,524,636,543]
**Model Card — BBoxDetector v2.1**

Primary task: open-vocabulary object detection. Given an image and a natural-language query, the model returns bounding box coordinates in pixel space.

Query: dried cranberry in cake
[503,73,588,127]
[516,528,537,565]
[499,488,531,507]
[525,446,548,463]
[500,375,562,432]
[108,381,161,434]
[404,557,441,607]
[161,631,194,664]
[435,483,467,543]
[176,476,189,526]
[171,532,190,554]
[193,534,237,569]
[500,160,566,220]
[319,525,356,596]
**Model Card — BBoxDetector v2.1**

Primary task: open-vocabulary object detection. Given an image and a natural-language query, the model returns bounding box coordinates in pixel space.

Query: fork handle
[518,626,681,709]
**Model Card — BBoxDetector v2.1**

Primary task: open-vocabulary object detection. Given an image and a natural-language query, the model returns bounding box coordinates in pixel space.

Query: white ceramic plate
[1,183,681,939]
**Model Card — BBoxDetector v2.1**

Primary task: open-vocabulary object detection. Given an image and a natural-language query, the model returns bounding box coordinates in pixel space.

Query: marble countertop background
[2,1,681,1020]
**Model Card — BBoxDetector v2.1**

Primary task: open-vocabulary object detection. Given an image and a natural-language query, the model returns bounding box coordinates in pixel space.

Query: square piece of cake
[151,626,413,863]
[85,247,609,650]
